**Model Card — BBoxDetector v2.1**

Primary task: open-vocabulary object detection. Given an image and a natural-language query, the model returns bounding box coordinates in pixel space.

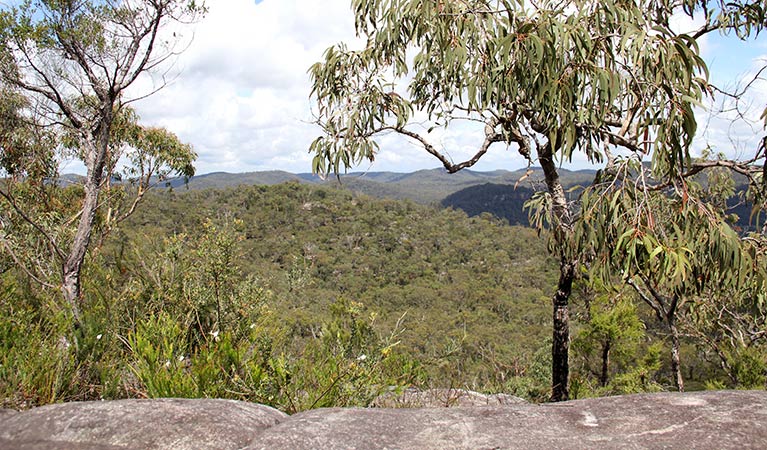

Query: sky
[110,0,767,176]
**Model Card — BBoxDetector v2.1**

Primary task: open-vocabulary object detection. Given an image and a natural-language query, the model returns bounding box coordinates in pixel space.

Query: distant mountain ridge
[57,167,757,230]
[164,167,598,204]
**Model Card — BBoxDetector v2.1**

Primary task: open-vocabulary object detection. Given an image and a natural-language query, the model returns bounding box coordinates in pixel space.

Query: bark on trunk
[60,112,112,324]
[600,339,611,387]
[551,260,574,401]
[61,168,101,323]
[665,294,684,392]
[669,321,684,392]
[539,142,575,402]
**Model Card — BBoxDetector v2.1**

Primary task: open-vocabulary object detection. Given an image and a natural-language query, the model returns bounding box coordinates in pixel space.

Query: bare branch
[375,118,505,173]
[648,156,765,192]
[0,239,57,289]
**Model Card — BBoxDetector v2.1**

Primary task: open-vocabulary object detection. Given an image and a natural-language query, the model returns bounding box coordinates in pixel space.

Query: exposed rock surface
[1,391,765,449]
[0,437,124,450]
[372,387,528,408]
[250,390,767,449]
[0,398,286,450]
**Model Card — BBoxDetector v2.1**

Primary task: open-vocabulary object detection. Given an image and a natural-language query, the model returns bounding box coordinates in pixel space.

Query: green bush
[0,295,77,408]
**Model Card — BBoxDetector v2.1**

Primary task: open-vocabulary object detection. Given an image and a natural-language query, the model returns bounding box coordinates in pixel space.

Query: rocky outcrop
[372,387,528,407]
[0,398,285,450]
[1,391,766,449]
[249,390,767,449]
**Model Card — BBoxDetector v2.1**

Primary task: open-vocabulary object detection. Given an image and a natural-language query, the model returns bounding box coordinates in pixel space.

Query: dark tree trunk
[538,141,575,402]
[600,339,611,387]
[551,260,574,402]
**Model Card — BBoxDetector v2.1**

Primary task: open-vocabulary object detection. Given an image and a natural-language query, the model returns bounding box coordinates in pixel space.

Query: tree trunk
[538,141,575,402]
[60,115,112,324]
[551,260,574,401]
[669,320,684,392]
[600,339,611,387]
[61,176,100,324]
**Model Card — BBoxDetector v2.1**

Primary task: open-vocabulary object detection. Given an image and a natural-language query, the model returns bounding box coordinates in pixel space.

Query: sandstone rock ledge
[1,391,765,449]
[0,398,285,449]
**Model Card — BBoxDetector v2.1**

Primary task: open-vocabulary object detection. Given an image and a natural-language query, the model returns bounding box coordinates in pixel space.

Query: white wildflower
[58,336,71,349]
[357,354,367,361]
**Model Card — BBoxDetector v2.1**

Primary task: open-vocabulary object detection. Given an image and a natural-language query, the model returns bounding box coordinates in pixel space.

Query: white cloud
[669,10,711,58]
[129,0,362,174]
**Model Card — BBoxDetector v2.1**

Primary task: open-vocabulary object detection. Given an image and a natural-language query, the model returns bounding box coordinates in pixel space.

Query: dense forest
[3,181,763,410]
[2,182,556,410]
[441,181,758,232]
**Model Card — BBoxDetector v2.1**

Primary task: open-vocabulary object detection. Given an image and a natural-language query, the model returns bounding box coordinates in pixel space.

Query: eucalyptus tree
[684,284,767,388]
[0,0,205,324]
[572,162,767,391]
[308,0,728,400]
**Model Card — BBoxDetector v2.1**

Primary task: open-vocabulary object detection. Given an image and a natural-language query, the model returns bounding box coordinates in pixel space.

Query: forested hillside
[119,182,558,391]
[441,181,759,232]
[1,182,561,409]
[123,182,767,391]
[169,169,759,232]
[2,180,764,411]
[441,184,537,226]
[113,182,767,395]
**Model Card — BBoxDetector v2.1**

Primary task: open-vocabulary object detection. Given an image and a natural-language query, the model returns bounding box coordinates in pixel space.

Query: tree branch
[0,239,57,289]
[626,276,665,322]
[377,118,505,173]
[0,187,66,262]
